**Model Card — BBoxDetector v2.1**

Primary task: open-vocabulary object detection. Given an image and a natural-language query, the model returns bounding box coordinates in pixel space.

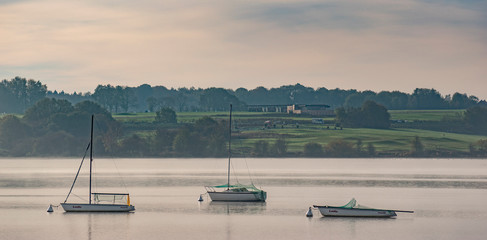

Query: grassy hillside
[389,109,464,121]
[115,109,464,123]
[234,127,483,153]
[113,109,486,156]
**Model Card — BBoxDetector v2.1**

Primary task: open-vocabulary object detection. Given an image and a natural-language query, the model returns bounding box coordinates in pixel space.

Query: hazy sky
[1,0,486,99]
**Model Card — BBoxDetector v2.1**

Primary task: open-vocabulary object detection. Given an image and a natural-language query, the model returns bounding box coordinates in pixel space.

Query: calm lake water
[1,158,487,240]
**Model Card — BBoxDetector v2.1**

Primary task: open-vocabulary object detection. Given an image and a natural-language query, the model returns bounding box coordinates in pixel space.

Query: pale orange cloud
[1,0,486,99]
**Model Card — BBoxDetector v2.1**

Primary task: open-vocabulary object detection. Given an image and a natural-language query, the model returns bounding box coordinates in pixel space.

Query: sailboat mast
[227,104,232,190]
[89,114,94,204]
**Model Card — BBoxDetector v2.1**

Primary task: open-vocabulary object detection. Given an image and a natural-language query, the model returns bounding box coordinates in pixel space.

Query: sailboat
[60,115,135,212]
[205,104,267,202]
[313,198,413,217]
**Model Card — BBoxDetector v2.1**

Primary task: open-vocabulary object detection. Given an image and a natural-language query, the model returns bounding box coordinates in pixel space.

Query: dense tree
[325,139,355,157]
[47,90,91,105]
[119,134,149,156]
[154,128,177,154]
[336,100,390,129]
[367,143,376,156]
[117,86,136,113]
[0,77,47,113]
[146,96,158,112]
[74,100,112,117]
[99,119,123,154]
[92,85,116,112]
[174,91,188,112]
[0,115,31,150]
[450,93,478,109]
[200,88,245,111]
[170,117,226,157]
[344,91,375,108]
[361,101,391,129]
[464,106,487,134]
[270,137,287,156]
[373,91,408,110]
[253,140,270,157]
[173,128,193,156]
[33,131,78,156]
[408,88,447,109]
[26,79,48,107]
[476,139,487,154]
[355,139,363,154]
[286,84,316,104]
[3,77,485,114]
[303,142,323,157]
[316,88,357,109]
[243,87,269,105]
[0,85,16,112]
[411,136,424,156]
[335,107,362,127]
[234,88,250,103]
[194,117,226,156]
[23,98,74,127]
[92,85,135,113]
[134,84,153,111]
[0,98,120,156]
[155,108,177,124]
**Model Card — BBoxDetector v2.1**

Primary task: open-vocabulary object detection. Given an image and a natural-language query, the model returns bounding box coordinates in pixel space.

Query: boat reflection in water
[199,201,267,215]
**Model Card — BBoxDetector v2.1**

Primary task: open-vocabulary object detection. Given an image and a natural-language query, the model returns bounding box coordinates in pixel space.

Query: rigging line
[229,107,241,185]
[243,158,254,186]
[234,133,257,186]
[71,193,88,202]
[111,157,129,193]
[92,117,128,194]
[230,160,240,184]
[92,116,104,194]
[64,142,91,203]
[92,157,97,194]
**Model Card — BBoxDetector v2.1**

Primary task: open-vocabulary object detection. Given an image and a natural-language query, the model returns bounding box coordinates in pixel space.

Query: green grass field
[389,109,464,121]
[114,111,334,123]
[234,127,483,153]
[114,109,466,123]
[113,109,486,155]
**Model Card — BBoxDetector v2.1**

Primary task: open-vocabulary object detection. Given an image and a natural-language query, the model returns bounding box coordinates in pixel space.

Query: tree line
[1,77,47,113]
[0,98,119,156]
[300,136,487,158]
[1,77,485,114]
[1,97,487,157]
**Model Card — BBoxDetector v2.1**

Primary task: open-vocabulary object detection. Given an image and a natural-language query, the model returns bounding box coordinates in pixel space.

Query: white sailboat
[60,115,135,212]
[205,104,267,202]
[313,198,413,217]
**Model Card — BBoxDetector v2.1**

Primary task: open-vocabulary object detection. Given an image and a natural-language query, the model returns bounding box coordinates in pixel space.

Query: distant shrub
[411,136,424,156]
[270,137,287,156]
[325,139,355,157]
[303,142,324,157]
[253,140,269,157]
[155,108,177,124]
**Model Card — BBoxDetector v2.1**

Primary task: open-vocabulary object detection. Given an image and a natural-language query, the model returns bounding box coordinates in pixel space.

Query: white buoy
[198,194,204,202]
[47,204,53,213]
[306,207,313,217]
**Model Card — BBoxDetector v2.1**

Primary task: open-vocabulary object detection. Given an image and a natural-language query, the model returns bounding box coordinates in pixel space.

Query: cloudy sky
[1,0,486,99]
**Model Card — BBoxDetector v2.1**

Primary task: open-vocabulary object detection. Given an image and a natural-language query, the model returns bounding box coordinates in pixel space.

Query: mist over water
[1,158,486,240]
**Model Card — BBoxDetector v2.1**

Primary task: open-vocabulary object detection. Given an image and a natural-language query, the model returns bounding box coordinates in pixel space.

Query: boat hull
[61,203,135,212]
[314,206,396,218]
[208,191,266,202]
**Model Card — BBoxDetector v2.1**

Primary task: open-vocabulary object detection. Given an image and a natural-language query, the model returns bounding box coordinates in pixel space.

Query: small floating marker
[47,204,53,213]
[306,207,313,217]
[198,194,204,202]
